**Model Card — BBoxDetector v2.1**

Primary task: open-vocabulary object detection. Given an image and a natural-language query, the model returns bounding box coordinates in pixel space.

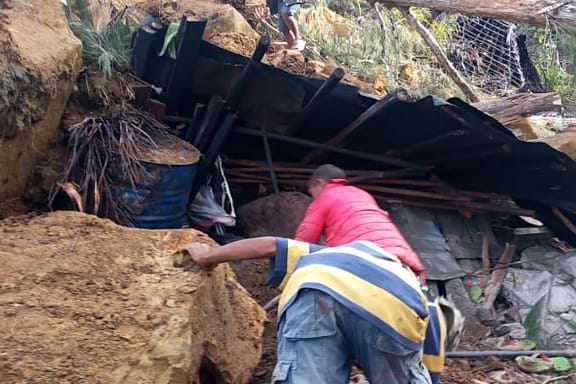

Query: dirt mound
[223,0,268,29]
[238,192,311,238]
[0,211,266,384]
[208,31,259,57]
[0,0,82,201]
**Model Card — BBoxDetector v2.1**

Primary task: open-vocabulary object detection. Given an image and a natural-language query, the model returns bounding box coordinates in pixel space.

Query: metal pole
[286,67,346,135]
[261,126,280,193]
[446,350,576,359]
[227,35,271,110]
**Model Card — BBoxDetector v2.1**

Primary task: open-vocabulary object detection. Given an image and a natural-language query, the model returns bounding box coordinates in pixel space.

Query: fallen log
[376,0,576,28]
[472,93,563,127]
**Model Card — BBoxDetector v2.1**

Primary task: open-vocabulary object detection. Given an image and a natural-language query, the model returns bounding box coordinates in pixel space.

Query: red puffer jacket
[295,179,425,274]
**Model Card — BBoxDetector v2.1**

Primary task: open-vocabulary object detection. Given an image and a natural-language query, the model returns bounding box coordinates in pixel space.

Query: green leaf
[469,285,483,303]
[523,296,546,345]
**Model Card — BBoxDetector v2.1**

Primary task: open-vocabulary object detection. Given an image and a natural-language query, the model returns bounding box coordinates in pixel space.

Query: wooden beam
[376,0,576,28]
[478,242,517,324]
[552,207,576,236]
[481,233,490,275]
[399,7,480,103]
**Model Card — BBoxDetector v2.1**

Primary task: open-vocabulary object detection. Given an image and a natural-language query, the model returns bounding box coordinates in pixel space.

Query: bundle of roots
[50,110,172,225]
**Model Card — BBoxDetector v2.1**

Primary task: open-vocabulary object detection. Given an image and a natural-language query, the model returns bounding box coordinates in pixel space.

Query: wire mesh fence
[446,16,525,96]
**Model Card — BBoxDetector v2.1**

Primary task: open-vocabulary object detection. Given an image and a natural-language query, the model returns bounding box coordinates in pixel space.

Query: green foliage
[74,0,94,27]
[408,8,456,42]
[469,285,484,303]
[523,25,576,115]
[297,0,464,99]
[523,296,560,350]
[65,0,133,78]
[524,296,544,345]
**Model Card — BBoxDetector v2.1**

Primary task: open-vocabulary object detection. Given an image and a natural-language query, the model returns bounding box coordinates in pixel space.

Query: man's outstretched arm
[181,237,277,269]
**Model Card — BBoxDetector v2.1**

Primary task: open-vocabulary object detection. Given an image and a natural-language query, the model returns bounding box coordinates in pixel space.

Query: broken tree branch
[399,7,480,103]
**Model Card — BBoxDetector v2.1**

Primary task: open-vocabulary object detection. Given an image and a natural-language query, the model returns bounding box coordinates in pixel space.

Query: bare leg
[281,13,301,46]
[282,29,295,47]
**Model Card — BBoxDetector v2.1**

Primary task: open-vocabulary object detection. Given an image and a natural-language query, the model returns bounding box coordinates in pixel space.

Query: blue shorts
[272,289,432,384]
[277,0,301,33]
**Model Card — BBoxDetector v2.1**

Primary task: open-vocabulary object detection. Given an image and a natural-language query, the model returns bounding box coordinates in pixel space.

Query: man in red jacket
[295,164,427,281]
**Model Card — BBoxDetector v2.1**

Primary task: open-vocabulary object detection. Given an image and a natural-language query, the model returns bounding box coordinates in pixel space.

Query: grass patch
[295,0,465,99]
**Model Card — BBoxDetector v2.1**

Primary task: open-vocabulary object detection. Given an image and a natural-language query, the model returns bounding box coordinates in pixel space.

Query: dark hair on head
[310,164,347,181]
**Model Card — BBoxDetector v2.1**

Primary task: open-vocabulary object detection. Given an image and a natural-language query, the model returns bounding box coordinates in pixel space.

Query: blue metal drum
[115,135,199,229]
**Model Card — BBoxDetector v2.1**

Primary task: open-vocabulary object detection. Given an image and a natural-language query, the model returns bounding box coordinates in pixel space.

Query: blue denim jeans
[272,289,432,384]
[277,0,301,33]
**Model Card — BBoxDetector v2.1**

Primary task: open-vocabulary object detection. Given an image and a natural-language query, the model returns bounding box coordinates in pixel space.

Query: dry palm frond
[50,110,173,226]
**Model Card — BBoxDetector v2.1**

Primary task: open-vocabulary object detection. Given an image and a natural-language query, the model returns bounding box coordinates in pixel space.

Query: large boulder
[0,0,82,200]
[0,211,266,384]
[502,263,576,345]
[135,0,260,57]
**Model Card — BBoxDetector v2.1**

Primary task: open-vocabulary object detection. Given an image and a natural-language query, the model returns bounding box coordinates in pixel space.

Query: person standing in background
[267,0,306,50]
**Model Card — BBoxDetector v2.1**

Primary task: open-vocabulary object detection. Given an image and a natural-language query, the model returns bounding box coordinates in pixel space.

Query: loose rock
[0,211,266,384]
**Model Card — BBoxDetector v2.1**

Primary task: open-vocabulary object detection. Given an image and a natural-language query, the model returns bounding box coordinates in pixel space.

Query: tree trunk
[377,0,576,27]
[472,92,563,126]
[399,8,480,102]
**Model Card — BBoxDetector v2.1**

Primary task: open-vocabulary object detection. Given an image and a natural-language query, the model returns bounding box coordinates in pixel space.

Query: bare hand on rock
[181,243,215,270]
